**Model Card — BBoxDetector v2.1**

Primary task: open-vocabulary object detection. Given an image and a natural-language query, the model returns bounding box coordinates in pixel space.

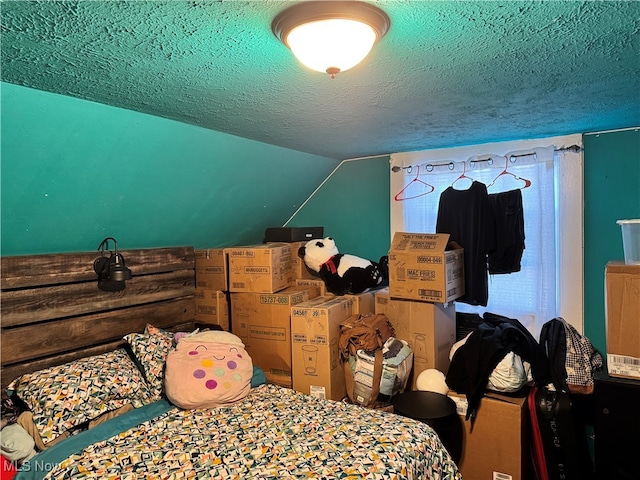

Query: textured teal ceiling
[2,1,639,159]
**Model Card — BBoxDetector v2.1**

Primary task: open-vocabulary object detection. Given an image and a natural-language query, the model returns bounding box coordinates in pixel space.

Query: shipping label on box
[194,288,229,330]
[388,232,464,303]
[226,243,294,293]
[195,248,228,291]
[287,283,321,300]
[448,389,529,480]
[291,296,354,401]
[295,278,326,297]
[375,288,455,389]
[605,262,640,379]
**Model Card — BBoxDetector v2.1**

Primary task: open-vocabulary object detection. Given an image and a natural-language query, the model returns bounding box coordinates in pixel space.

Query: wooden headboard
[1,246,196,396]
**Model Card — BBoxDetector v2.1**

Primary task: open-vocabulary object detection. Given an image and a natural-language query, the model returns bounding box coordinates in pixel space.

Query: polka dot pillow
[164,330,253,409]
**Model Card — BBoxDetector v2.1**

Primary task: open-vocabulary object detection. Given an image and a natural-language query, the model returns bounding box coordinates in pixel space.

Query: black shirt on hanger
[436,181,495,306]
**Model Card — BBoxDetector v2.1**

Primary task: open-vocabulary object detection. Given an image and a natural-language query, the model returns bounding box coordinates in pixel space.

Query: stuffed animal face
[165,331,253,409]
[298,237,339,273]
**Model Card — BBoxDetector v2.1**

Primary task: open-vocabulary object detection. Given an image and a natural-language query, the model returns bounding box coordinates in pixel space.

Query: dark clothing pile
[445,312,549,423]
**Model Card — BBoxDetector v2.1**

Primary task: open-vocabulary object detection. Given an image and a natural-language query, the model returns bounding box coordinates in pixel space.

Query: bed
[1,247,462,480]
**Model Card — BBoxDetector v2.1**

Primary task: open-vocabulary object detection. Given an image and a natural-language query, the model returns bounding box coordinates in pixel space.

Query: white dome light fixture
[271,1,390,79]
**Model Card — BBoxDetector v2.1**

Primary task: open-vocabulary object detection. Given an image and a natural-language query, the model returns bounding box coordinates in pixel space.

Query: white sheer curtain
[390,135,584,339]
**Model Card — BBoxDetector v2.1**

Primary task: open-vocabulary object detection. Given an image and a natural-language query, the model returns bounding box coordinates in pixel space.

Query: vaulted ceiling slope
[2,1,639,160]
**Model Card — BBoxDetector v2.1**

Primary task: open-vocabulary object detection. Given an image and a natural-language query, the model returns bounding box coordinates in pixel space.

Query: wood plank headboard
[1,246,197,396]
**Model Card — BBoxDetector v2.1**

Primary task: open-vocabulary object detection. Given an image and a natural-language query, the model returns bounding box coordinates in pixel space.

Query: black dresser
[594,371,640,480]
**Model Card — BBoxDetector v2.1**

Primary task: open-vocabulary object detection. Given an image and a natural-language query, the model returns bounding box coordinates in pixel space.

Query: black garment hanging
[487,189,525,274]
[436,181,495,306]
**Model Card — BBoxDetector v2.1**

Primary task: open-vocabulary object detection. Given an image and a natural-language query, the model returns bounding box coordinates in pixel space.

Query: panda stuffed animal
[298,236,389,295]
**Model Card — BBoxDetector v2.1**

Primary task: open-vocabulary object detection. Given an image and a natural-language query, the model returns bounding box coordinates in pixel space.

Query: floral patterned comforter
[31,384,462,479]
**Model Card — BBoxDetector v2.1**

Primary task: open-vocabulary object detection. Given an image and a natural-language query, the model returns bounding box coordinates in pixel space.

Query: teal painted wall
[1,83,339,255]
[583,128,640,355]
[3,82,638,360]
[287,156,391,262]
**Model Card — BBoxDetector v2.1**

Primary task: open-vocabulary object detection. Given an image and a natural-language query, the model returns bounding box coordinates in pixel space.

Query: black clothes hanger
[488,155,532,190]
[394,165,435,201]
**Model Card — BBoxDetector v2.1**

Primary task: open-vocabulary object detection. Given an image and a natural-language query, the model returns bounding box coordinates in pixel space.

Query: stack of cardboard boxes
[227,242,307,387]
[195,243,306,386]
[285,236,380,401]
[194,230,379,398]
[194,248,230,330]
[385,232,462,388]
[388,232,530,480]
[290,295,354,400]
[270,231,463,402]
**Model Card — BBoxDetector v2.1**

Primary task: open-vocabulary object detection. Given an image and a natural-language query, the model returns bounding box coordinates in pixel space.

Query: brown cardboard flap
[482,389,529,406]
[391,232,451,252]
[447,240,463,252]
[606,261,640,275]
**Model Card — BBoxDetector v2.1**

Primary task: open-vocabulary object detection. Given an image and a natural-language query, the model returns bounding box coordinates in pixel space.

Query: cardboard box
[194,288,229,330]
[295,278,327,297]
[388,232,464,303]
[226,243,294,293]
[195,248,228,291]
[448,389,530,480]
[291,296,354,401]
[230,287,310,387]
[286,241,319,280]
[605,262,640,379]
[342,290,376,315]
[375,288,456,389]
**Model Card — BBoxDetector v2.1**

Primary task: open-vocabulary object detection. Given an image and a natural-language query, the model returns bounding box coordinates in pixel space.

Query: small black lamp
[93,237,132,291]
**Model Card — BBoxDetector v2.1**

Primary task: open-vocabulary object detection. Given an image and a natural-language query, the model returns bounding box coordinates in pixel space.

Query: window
[390,134,584,338]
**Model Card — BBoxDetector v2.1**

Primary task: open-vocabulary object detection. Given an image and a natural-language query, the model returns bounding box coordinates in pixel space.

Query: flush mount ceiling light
[271,1,390,79]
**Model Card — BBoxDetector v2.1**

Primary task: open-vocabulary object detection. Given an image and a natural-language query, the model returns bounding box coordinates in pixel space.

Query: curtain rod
[391,144,582,172]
